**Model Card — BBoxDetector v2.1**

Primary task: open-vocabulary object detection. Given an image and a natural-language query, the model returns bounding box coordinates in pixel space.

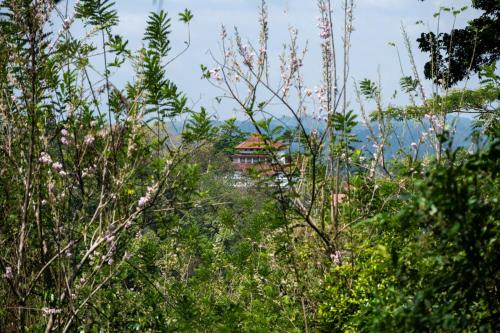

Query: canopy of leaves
[417,1,500,86]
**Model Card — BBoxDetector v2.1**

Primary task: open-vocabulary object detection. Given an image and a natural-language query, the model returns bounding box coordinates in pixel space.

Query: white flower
[411,142,418,150]
[42,308,61,316]
[4,267,13,279]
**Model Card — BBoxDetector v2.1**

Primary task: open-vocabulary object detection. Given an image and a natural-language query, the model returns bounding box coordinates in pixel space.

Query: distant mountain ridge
[171,115,475,158]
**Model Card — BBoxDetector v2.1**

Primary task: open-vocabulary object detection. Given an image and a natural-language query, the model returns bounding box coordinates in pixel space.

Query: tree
[417,0,500,87]
[213,118,247,155]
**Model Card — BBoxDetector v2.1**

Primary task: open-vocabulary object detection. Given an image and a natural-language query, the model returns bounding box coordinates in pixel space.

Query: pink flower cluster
[52,161,67,177]
[137,185,157,209]
[84,134,95,145]
[240,44,255,69]
[60,128,69,146]
[331,250,342,265]
[39,152,52,165]
[317,16,331,41]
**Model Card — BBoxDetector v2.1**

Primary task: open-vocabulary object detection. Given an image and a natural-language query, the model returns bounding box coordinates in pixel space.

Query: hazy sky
[104,0,478,119]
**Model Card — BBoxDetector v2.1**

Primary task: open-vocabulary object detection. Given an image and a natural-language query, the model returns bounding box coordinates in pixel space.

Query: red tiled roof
[235,134,285,150]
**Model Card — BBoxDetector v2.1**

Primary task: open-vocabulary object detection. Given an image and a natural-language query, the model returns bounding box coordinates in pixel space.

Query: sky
[101,0,478,120]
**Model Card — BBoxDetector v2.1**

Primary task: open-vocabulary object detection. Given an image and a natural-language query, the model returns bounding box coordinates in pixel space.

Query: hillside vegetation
[0,0,498,332]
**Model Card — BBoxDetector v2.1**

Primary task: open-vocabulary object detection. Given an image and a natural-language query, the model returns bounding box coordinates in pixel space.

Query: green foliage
[359,79,380,100]
[76,0,119,29]
[417,0,499,86]
[1,1,499,332]
[332,110,360,153]
[400,76,419,94]
[144,10,172,58]
[318,141,500,332]
[182,107,218,143]
[213,118,248,155]
[178,9,194,24]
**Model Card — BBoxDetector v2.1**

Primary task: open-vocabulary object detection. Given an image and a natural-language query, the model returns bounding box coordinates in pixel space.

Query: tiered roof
[235,134,284,150]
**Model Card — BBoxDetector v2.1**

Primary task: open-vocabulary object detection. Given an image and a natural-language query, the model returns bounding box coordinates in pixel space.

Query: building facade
[230,134,288,176]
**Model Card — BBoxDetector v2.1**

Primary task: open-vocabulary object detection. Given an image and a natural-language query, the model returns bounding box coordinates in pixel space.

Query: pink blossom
[61,128,69,137]
[63,17,74,31]
[317,17,331,40]
[411,142,418,150]
[138,196,149,208]
[209,67,223,81]
[60,137,69,145]
[52,162,63,172]
[39,152,52,165]
[240,44,255,68]
[137,184,157,209]
[84,135,95,145]
[331,251,342,265]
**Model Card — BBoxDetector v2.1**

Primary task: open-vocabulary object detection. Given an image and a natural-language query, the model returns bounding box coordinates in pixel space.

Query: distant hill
[170,115,475,159]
